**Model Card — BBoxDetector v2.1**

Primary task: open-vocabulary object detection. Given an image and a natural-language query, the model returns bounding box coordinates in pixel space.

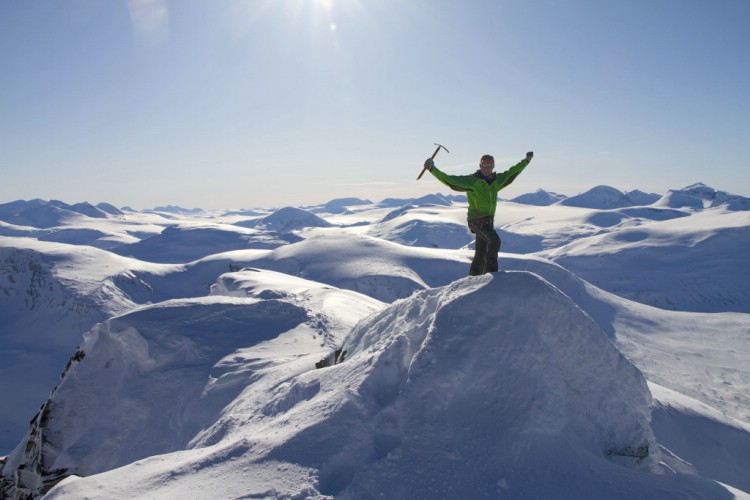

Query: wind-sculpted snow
[649,383,750,492]
[245,232,470,302]
[544,210,750,313]
[2,270,384,498]
[0,240,166,454]
[328,273,658,495]
[38,271,735,499]
[111,224,297,263]
[25,299,309,474]
[370,205,472,249]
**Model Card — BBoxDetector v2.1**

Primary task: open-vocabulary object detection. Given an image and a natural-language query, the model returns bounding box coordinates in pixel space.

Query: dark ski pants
[468,217,501,276]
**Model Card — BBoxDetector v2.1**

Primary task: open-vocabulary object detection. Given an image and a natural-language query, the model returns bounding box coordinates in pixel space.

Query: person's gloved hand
[526,151,534,161]
[424,158,435,171]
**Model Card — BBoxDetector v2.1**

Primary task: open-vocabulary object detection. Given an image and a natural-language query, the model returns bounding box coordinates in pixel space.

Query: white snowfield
[0,184,749,499]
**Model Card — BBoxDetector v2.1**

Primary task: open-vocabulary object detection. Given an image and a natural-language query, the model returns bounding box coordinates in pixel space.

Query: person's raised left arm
[496,151,533,190]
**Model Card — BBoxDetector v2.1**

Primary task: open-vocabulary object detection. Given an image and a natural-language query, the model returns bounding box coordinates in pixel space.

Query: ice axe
[417,143,449,180]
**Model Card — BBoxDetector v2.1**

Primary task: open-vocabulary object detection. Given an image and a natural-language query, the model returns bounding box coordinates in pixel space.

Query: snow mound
[197,273,664,498]
[111,224,296,263]
[37,228,112,247]
[618,206,690,221]
[316,198,373,214]
[559,185,636,209]
[545,211,750,313]
[327,273,655,491]
[94,203,124,216]
[240,207,333,232]
[655,183,750,211]
[246,233,469,302]
[196,271,727,499]
[371,218,470,248]
[624,189,661,206]
[2,270,383,498]
[511,188,567,206]
[68,202,108,219]
[0,200,83,229]
[16,272,735,499]
[370,205,471,249]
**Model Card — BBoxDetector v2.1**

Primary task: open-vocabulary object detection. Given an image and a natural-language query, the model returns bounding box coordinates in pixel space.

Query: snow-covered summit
[510,188,567,206]
[314,197,373,214]
[240,206,333,232]
[10,271,733,499]
[559,185,642,209]
[654,183,750,211]
[94,203,124,216]
[0,199,108,229]
[623,189,661,206]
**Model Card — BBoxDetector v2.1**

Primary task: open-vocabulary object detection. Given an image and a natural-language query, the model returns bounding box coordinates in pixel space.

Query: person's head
[479,154,494,174]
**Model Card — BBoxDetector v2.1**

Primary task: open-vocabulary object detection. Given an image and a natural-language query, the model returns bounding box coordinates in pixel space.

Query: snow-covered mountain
[377,193,465,208]
[559,185,656,209]
[148,205,205,215]
[111,223,298,263]
[313,197,373,214]
[510,188,567,206]
[1,185,749,499]
[238,206,333,232]
[0,199,96,229]
[654,183,750,211]
[541,209,750,312]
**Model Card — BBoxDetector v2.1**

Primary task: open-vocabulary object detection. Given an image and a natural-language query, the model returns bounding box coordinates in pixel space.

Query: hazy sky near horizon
[1,0,748,209]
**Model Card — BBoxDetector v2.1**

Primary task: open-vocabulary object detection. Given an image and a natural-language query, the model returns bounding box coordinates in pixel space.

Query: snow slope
[111,224,298,263]
[239,231,471,302]
[0,237,172,453]
[654,183,750,211]
[1,188,749,499]
[542,209,750,312]
[12,272,738,499]
[3,269,383,497]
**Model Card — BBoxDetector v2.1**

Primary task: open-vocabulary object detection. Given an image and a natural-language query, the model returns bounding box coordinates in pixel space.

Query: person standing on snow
[423,151,533,276]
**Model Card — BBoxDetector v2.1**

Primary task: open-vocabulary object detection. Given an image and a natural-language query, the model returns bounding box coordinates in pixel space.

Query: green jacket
[429,158,530,220]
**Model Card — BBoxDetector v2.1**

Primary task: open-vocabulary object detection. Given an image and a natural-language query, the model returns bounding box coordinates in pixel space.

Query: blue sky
[1,0,748,209]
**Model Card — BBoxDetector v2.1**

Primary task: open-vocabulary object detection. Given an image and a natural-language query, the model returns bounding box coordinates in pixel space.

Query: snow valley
[1,183,749,499]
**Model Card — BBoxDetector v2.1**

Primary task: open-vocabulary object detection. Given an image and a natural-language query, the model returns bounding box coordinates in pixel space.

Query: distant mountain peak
[252,207,333,232]
[655,182,750,211]
[560,185,633,209]
[511,188,567,206]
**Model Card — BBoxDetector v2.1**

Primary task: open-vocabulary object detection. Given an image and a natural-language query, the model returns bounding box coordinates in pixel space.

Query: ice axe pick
[417,143,449,180]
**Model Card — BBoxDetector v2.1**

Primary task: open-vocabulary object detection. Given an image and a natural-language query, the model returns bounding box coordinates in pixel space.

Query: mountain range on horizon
[2,183,747,221]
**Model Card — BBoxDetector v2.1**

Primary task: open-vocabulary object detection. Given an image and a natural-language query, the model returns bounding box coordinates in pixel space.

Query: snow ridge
[29,271,707,499]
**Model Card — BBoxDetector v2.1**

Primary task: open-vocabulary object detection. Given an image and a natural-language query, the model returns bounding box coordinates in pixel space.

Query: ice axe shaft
[417,143,449,180]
